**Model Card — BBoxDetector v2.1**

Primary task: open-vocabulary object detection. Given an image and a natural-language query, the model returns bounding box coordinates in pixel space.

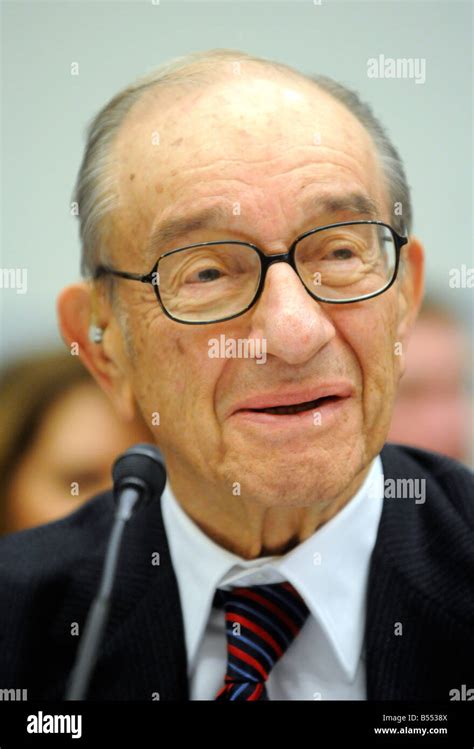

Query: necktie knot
[213,581,309,700]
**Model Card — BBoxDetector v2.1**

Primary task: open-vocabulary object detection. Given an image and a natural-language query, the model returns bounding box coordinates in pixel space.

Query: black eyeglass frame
[94,219,408,325]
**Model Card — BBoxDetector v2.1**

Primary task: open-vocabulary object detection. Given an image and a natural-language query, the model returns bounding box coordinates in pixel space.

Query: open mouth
[243,394,343,415]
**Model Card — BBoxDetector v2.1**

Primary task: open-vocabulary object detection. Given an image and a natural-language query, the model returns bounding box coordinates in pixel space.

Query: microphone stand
[65,486,141,700]
[64,443,166,701]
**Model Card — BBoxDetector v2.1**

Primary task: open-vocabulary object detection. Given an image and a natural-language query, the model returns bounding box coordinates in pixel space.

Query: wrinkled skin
[59,72,423,557]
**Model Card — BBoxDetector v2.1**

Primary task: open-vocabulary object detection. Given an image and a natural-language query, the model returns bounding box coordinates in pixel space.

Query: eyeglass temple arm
[94,265,153,283]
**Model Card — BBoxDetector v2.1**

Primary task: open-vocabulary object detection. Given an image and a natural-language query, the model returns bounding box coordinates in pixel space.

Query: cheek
[332,302,399,398]
[131,324,225,433]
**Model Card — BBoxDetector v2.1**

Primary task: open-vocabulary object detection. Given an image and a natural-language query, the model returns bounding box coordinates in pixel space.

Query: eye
[325,247,358,261]
[186,267,225,284]
[329,248,356,260]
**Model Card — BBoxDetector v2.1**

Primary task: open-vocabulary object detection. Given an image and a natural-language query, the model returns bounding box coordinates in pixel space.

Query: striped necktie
[213,581,310,700]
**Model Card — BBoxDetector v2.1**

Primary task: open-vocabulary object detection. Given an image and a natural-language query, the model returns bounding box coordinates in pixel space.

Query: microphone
[65,443,166,700]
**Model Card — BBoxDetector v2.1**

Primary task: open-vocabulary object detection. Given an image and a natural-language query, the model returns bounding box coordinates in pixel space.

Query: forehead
[117,73,378,169]
[111,74,386,253]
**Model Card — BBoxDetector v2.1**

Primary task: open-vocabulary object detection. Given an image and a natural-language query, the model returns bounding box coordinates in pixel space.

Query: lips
[230,384,353,417]
[252,395,343,415]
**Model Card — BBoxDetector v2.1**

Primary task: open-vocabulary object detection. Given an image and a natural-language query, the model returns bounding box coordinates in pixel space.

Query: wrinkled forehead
[110,74,386,255]
[116,74,380,174]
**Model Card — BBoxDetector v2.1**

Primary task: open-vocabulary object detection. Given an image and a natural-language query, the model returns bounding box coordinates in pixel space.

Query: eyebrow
[146,191,381,255]
[306,192,380,220]
[148,206,229,251]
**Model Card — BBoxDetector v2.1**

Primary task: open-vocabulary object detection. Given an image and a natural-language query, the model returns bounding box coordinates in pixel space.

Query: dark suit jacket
[0,444,473,701]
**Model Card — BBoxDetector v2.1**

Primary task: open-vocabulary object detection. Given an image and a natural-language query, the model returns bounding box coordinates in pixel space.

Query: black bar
[0,700,472,747]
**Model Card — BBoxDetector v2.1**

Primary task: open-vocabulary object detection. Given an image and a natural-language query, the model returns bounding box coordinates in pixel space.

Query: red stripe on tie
[237,588,299,636]
[281,581,298,596]
[226,612,283,658]
[228,644,268,680]
[248,683,265,701]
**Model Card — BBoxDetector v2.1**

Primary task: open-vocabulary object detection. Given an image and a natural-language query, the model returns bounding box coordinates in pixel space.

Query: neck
[165,459,372,559]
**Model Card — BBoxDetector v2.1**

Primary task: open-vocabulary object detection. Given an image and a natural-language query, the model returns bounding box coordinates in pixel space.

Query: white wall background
[1,0,472,364]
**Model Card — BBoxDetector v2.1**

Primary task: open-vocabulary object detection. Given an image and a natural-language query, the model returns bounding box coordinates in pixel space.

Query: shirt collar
[161,455,384,680]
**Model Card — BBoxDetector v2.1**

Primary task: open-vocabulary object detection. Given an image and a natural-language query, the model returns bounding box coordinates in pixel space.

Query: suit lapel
[55,491,189,700]
[365,444,474,700]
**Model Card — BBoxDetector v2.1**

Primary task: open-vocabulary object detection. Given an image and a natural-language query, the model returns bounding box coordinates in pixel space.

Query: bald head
[74,49,412,284]
[108,71,388,275]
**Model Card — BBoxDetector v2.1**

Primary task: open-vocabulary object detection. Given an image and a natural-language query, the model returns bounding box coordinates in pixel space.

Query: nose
[249,262,336,365]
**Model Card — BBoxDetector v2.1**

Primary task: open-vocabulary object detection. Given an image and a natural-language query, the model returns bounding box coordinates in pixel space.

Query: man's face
[101,74,420,506]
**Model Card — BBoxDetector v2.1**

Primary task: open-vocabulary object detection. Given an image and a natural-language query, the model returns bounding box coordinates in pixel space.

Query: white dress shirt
[161,455,384,700]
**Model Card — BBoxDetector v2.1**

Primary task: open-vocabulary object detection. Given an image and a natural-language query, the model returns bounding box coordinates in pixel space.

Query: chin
[218,441,368,508]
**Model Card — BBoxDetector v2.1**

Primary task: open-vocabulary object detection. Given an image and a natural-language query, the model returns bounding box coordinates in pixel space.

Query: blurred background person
[388,297,472,465]
[0,350,152,535]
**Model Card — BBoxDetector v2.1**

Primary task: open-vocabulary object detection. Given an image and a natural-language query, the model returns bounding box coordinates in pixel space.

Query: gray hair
[73,48,412,285]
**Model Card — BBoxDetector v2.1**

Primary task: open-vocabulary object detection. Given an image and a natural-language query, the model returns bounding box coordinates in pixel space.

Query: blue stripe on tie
[260,585,307,625]
[230,601,291,646]
[230,683,248,701]
[228,661,259,682]
[226,628,274,668]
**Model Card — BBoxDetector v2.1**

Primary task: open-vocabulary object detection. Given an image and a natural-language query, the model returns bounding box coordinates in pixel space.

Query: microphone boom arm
[64,445,166,701]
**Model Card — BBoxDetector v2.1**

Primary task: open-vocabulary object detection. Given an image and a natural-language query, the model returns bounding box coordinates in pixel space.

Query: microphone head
[112,443,166,506]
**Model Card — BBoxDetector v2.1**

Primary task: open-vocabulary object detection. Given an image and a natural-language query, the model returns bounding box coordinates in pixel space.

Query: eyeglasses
[94,220,408,325]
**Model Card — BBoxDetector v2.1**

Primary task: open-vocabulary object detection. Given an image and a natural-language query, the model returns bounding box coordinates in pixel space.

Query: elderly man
[0,49,472,702]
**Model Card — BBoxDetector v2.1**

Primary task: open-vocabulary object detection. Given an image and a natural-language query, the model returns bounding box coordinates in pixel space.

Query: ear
[56,281,138,423]
[395,236,425,375]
